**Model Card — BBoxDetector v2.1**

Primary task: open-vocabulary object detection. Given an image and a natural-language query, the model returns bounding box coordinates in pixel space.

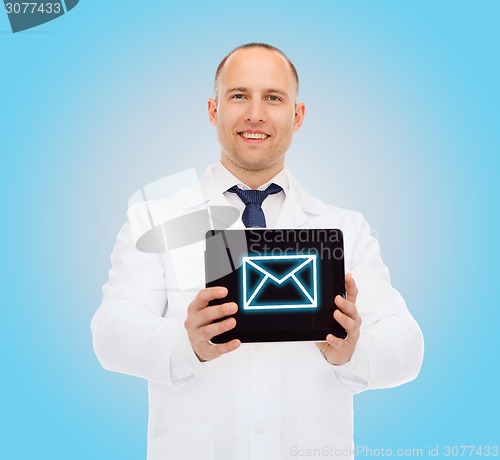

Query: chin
[223,148,284,171]
[243,160,283,173]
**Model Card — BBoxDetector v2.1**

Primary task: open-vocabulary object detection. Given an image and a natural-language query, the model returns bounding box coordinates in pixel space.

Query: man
[91,43,424,460]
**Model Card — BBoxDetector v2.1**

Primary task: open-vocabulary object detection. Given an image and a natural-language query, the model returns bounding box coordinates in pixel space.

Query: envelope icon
[242,255,318,310]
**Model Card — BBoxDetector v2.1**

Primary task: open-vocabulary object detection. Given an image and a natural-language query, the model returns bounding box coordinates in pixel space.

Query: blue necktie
[228,183,283,228]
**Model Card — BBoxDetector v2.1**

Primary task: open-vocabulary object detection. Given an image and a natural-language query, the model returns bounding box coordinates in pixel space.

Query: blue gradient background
[1,1,498,458]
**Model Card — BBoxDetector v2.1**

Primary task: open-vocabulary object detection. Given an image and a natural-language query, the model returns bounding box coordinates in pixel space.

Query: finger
[334,309,360,340]
[188,287,228,314]
[324,334,355,365]
[315,341,329,354]
[205,339,241,360]
[196,302,238,327]
[198,316,238,343]
[186,302,237,331]
[335,295,360,321]
[326,333,348,350]
[345,273,358,304]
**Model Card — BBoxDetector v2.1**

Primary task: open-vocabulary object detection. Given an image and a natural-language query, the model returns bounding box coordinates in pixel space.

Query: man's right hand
[184,287,241,362]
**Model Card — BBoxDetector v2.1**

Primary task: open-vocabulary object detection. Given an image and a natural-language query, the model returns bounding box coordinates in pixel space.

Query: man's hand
[185,287,241,362]
[316,273,361,365]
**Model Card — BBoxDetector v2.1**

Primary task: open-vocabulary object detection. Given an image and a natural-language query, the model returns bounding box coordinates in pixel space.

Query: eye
[230,94,246,100]
[266,95,283,103]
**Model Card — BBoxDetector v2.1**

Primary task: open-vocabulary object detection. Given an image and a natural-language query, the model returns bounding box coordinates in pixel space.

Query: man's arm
[91,215,238,387]
[319,212,424,393]
[91,217,190,387]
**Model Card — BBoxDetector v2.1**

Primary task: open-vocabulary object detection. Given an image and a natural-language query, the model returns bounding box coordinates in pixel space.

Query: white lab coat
[91,164,424,460]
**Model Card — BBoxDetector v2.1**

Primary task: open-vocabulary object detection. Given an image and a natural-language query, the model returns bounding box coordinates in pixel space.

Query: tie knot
[227,183,283,228]
[228,183,282,206]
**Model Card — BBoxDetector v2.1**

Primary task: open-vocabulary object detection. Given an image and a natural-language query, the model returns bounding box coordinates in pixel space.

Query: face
[208,47,305,179]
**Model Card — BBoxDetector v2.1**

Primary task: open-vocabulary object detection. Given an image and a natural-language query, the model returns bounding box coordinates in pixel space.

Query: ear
[208,98,218,127]
[293,102,306,132]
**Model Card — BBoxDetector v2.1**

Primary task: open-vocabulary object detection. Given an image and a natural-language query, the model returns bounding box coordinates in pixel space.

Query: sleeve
[90,214,204,388]
[333,213,424,393]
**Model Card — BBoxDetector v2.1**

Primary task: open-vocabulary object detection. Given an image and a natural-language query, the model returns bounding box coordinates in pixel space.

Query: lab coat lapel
[274,171,323,228]
[198,164,245,230]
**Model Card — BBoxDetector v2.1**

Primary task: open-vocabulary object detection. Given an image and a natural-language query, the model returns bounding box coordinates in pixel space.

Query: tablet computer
[205,229,346,343]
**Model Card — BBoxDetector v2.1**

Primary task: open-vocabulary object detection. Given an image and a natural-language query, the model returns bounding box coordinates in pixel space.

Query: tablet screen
[205,229,346,343]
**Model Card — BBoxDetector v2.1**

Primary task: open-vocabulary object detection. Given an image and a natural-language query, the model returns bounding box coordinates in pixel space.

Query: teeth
[241,132,268,139]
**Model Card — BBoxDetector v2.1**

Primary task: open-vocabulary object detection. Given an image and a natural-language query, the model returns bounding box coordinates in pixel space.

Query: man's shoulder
[126,167,213,219]
[310,195,367,230]
[123,172,209,244]
[289,172,366,227]
[128,186,195,216]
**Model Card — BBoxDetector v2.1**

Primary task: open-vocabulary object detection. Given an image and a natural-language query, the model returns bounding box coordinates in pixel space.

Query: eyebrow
[226,87,249,94]
[265,88,288,97]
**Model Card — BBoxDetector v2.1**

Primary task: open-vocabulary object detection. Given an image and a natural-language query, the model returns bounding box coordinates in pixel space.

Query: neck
[220,157,284,189]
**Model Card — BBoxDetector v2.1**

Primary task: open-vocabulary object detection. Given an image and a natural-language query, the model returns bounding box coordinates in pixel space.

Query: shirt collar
[212,161,289,195]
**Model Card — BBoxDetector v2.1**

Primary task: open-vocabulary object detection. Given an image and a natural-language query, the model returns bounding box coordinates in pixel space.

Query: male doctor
[91,43,424,460]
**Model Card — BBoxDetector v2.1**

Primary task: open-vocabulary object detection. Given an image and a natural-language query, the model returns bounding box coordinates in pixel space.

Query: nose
[245,100,266,123]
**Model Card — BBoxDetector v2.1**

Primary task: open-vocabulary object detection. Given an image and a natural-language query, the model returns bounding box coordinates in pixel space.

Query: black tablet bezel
[205,229,346,343]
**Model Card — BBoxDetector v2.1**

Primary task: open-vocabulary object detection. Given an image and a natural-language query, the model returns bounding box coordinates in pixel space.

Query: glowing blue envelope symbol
[242,255,318,310]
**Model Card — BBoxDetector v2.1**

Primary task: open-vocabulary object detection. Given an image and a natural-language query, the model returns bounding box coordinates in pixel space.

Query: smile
[239,131,270,140]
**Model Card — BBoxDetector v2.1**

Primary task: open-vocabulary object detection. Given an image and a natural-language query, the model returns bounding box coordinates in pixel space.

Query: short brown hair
[214,42,299,98]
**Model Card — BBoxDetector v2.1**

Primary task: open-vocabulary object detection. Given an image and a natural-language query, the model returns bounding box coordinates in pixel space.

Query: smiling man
[92,43,424,460]
[208,45,304,189]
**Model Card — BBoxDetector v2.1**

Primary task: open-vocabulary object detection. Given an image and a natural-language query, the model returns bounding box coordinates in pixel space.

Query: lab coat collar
[274,170,324,228]
[190,164,325,229]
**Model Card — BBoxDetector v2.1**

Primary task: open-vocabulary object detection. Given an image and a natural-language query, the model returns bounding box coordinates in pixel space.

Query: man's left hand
[316,273,361,365]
